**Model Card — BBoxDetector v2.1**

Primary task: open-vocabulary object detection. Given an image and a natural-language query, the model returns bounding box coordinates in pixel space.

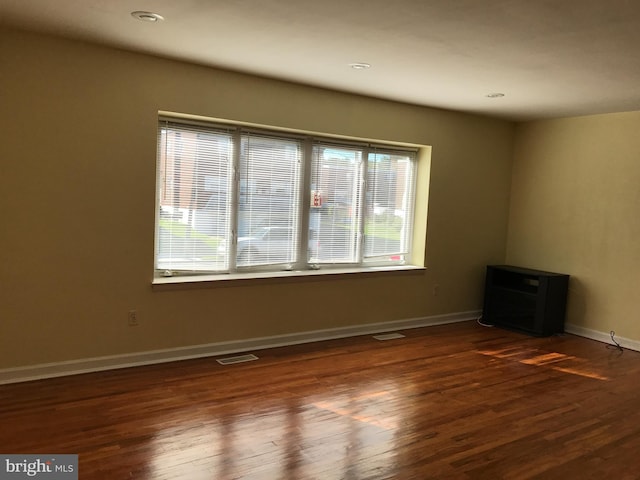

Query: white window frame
[154,115,420,281]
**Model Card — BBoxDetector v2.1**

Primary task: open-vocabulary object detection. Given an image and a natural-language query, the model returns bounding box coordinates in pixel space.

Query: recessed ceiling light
[486,92,505,98]
[131,11,164,22]
[349,63,371,70]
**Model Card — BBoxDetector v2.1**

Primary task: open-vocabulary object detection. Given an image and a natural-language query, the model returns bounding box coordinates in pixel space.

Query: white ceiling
[2,0,640,121]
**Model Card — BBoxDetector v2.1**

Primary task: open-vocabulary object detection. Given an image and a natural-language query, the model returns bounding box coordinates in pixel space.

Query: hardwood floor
[2,321,640,479]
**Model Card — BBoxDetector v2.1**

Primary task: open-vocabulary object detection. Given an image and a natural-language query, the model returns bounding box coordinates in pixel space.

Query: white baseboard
[0,310,480,385]
[564,323,640,352]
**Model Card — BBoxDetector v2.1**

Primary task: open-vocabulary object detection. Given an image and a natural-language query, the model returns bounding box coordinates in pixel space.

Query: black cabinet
[482,265,569,337]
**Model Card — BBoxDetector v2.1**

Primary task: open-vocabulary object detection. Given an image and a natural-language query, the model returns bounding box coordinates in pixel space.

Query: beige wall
[507,111,640,341]
[0,27,514,369]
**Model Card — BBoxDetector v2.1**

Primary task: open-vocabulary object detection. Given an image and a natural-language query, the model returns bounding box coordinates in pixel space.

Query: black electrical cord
[607,330,623,352]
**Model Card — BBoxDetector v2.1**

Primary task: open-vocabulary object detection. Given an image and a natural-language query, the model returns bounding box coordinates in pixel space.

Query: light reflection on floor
[149,380,405,479]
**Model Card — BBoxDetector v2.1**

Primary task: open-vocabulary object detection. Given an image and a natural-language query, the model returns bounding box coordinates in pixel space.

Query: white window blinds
[364,149,416,263]
[309,144,363,264]
[237,133,302,267]
[155,117,418,276]
[156,121,233,273]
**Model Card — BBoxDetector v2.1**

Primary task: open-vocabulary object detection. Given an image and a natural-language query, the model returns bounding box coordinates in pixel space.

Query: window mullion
[296,138,313,269]
[356,147,369,264]
[228,129,241,272]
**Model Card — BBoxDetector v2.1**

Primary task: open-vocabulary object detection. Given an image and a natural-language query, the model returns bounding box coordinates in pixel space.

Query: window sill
[152,265,426,290]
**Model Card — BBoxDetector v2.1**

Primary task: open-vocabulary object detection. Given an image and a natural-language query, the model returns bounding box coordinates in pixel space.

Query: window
[155,117,417,277]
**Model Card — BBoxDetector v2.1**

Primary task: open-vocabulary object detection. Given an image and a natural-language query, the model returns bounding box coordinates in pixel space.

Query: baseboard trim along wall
[0,310,480,385]
[4,315,634,385]
[564,323,640,353]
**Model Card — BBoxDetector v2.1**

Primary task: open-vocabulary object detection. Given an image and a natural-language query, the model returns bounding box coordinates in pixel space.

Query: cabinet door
[487,287,538,332]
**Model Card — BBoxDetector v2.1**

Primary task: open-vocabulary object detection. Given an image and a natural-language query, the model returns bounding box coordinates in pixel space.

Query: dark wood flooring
[1,321,640,479]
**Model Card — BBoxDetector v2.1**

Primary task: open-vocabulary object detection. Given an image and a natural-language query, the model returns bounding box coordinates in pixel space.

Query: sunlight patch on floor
[476,347,609,381]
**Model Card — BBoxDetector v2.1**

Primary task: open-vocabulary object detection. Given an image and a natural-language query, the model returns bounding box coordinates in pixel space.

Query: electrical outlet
[433,284,440,296]
[128,310,139,327]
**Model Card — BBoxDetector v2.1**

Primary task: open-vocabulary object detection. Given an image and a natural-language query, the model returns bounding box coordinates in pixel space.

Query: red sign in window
[311,190,323,208]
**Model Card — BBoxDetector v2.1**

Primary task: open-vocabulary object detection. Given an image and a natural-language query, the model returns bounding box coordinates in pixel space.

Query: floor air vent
[373,332,406,341]
[216,354,259,365]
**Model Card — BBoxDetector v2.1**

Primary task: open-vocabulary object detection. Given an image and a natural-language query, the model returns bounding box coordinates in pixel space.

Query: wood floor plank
[1,321,640,479]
